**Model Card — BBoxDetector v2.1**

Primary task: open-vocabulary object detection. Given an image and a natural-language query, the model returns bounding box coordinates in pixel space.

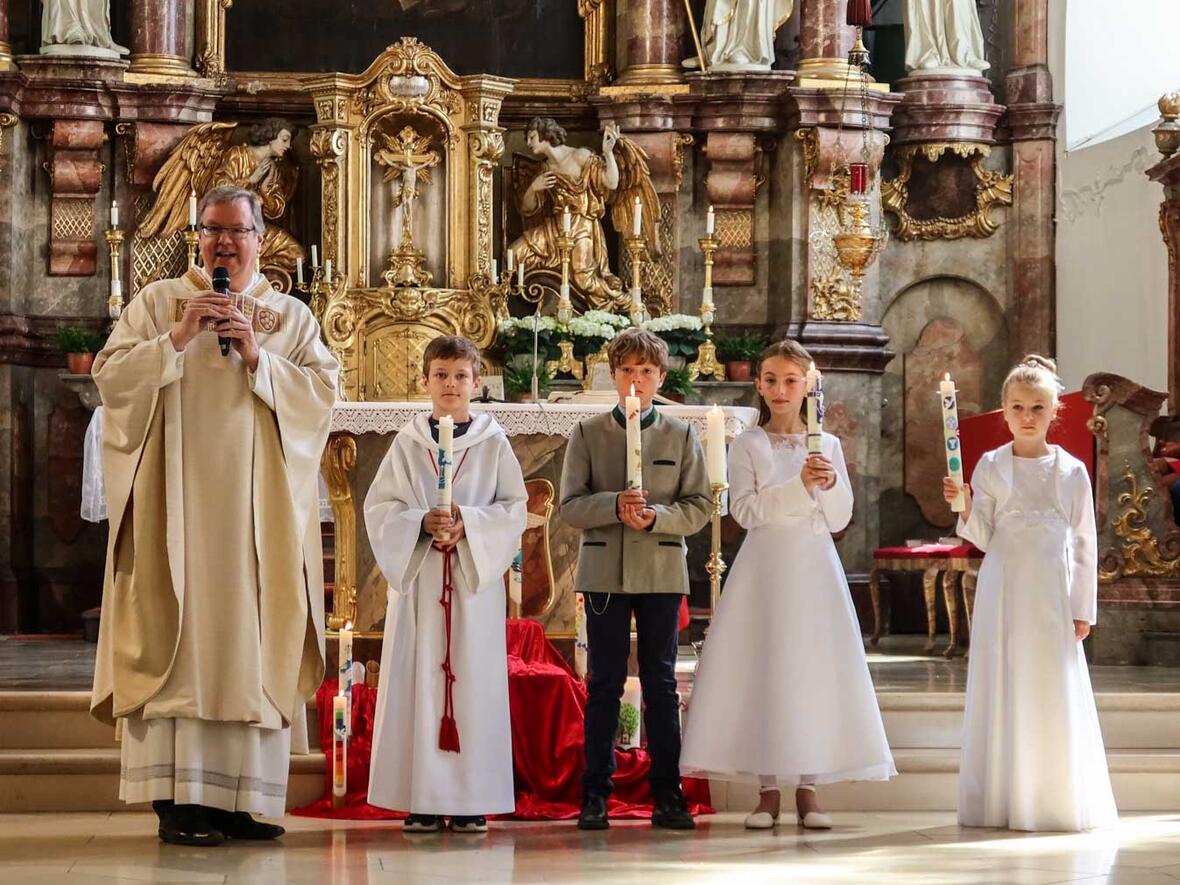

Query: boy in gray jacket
[560,329,711,830]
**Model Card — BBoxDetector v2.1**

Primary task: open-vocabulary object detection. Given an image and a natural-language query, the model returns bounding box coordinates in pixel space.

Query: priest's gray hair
[199,186,265,234]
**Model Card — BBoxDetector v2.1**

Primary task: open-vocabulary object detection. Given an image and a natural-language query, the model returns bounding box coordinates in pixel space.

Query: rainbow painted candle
[332,694,347,800]
[940,373,966,512]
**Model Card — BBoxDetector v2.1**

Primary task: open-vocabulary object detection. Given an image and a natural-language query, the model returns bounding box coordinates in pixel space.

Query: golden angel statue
[138,118,305,279]
[510,118,660,312]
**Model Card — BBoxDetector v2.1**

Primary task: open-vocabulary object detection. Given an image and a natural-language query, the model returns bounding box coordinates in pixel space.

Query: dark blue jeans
[581,592,683,800]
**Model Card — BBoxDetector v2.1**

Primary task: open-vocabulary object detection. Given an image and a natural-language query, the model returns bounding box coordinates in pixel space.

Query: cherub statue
[138,118,304,278]
[510,118,660,313]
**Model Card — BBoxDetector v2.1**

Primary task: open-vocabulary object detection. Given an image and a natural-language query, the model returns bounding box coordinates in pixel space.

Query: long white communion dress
[680,429,895,787]
[956,443,1117,831]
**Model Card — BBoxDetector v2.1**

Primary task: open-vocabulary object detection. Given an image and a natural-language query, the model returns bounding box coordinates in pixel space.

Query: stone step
[0,748,326,813]
[0,691,320,750]
[713,748,1180,813]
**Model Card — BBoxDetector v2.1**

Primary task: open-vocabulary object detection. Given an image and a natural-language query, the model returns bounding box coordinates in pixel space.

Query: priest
[90,185,338,846]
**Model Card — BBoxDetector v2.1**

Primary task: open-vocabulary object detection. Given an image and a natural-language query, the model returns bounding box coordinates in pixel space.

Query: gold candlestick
[183,226,199,268]
[556,233,574,325]
[690,235,725,381]
[707,481,728,615]
[104,227,125,319]
[625,235,647,326]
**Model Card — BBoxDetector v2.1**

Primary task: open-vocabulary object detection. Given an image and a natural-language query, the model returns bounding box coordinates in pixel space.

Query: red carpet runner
[293,619,712,820]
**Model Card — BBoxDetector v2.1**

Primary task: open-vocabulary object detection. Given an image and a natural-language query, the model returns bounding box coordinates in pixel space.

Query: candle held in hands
[625,384,643,491]
[805,362,823,455]
[940,373,966,512]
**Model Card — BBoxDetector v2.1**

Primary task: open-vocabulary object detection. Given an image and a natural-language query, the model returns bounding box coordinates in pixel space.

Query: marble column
[1004,0,1058,359]
[615,0,686,86]
[0,0,14,71]
[797,0,862,85]
[129,0,195,77]
[1148,103,1180,411]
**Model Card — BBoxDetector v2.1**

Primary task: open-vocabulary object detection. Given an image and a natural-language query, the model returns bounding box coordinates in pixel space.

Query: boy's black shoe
[577,794,610,830]
[208,808,285,840]
[154,801,226,847]
[449,815,488,833]
[651,788,696,830]
[403,813,444,832]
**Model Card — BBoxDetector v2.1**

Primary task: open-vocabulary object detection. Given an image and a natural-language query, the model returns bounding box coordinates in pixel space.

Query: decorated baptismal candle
[625,384,643,490]
[338,621,353,734]
[706,404,727,486]
[940,373,966,512]
[436,415,454,511]
[332,694,347,801]
[805,362,823,455]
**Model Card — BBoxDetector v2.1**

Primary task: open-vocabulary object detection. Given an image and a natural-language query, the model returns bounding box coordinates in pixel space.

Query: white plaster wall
[1052,2,1169,395]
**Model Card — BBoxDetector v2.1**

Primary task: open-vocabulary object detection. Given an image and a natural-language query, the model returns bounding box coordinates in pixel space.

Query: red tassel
[846,0,872,27]
[438,715,461,753]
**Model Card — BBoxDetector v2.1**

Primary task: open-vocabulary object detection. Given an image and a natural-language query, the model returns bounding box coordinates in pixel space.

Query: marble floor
[5,811,1180,884]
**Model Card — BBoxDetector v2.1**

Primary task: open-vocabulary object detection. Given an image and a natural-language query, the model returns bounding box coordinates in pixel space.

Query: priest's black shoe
[577,794,610,830]
[651,788,696,830]
[155,801,226,847]
[209,808,286,840]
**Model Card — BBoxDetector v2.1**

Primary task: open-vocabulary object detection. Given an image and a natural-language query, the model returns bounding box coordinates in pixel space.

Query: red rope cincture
[428,444,471,754]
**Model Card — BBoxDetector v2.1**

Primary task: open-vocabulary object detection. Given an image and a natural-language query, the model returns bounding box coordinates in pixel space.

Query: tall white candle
[517,261,525,288]
[625,384,643,490]
[188,190,197,228]
[562,208,571,235]
[805,362,823,455]
[324,258,333,283]
[506,249,514,272]
[706,404,727,486]
[296,257,304,285]
[940,373,966,512]
[436,415,455,511]
[706,204,715,236]
[110,200,119,229]
[491,258,498,281]
[632,196,642,236]
[332,694,347,799]
[311,244,319,268]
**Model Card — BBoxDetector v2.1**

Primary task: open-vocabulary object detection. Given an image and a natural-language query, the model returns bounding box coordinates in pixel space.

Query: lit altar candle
[506,249,514,273]
[324,258,332,283]
[188,190,197,228]
[562,208,571,235]
[625,384,643,491]
[805,362,823,455]
[632,196,642,237]
[940,373,966,512]
[311,244,319,268]
[436,414,454,512]
[706,204,715,236]
[110,200,119,229]
[706,405,727,486]
[332,694,347,802]
[295,256,304,286]
[849,162,868,195]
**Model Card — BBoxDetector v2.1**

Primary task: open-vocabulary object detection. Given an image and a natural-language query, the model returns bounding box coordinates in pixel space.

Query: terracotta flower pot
[725,360,753,382]
[67,352,95,375]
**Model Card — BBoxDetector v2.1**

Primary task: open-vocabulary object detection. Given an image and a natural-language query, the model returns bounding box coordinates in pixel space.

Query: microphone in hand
[212,267,232,357]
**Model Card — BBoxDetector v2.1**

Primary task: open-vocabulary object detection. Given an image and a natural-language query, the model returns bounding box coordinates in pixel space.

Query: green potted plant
[716,332,767,382]
[55,326,103,375]
[660,365,695,403]
[503,358,553,403]
[643,314,706,367]
[616,701,640,747]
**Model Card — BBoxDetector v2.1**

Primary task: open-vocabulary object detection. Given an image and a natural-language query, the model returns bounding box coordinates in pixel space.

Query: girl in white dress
[943,355,1117,832]
[681,340,895,829]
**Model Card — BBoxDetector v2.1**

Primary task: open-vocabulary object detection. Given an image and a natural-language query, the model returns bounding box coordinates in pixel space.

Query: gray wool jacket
[559,408,712,595]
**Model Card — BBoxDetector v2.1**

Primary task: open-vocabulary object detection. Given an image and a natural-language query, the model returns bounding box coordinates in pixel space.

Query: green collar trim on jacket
[611,404,657,431]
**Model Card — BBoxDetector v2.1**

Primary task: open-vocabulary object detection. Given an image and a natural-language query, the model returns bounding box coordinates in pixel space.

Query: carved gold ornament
[881,143,1013,241]
[810,265,860,321]
[321,433,358,631]
[1098,461,1180,582]
[546,339,585,381]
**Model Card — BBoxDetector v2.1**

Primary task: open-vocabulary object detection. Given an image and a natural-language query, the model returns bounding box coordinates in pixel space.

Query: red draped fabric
[293,619,712,820]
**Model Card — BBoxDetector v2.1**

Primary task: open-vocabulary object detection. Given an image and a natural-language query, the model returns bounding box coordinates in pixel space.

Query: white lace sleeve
[81,406,108,523]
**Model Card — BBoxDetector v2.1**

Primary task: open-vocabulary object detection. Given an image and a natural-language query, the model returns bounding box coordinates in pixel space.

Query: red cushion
[874,543,982,559]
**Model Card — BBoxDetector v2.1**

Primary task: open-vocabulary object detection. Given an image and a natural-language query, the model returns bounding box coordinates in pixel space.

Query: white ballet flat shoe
[798,810,833,829]
[744,811,779,829]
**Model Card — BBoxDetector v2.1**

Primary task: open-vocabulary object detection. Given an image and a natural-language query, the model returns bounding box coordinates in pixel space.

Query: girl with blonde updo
[942,355,1117,832]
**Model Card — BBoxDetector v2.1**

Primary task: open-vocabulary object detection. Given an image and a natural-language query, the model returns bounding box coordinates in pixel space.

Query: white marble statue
[686,0,794,72]
[904,0,989,75]
[40,0,129,59]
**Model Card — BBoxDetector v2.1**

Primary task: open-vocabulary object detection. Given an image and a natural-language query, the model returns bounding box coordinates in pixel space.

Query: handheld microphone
[212,267,231,357]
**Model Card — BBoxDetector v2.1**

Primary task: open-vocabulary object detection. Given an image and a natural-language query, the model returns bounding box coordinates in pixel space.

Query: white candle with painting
[332,694,347,801]
[706,405,727,486]
[110,200,119,229]
[625,384,643,491]
[295,256,304,286]
[509,539,523,606]
[188,190,197,228]
[338,621,353,736]
[805,362,823,455]
[436,415,455,511]
[940,373,966,512]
